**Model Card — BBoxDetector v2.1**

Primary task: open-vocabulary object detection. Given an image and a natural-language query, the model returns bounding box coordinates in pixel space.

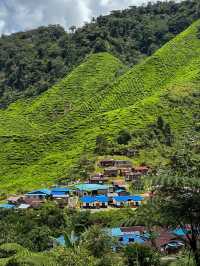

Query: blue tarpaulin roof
[109,228,123,237]
[75,184,109,191]
[55,235,66,246]
[80,195,109,203]
[0,204,15,209]
[172,228,189,236]
[113,195,143,202]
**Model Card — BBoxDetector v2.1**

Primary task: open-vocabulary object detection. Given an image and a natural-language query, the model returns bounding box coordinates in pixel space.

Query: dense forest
[0,0,200,107]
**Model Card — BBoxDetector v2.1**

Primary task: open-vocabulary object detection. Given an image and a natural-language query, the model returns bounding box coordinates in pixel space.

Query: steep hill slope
[0,20,200,194]
[0,53,125,193]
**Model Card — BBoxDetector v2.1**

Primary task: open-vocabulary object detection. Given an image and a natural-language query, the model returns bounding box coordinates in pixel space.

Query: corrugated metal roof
[18,204,30,209]
[51,187,70,193]
[75,183,109,191]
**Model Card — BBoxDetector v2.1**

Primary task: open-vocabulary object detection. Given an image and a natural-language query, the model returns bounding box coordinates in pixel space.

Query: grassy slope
[0,53,125,193]
[0,20,200,193]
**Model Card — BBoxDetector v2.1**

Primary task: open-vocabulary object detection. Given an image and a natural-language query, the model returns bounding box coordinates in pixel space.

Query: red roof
[133,166,149,172]
[145,229,177,249]
[113,180,125,186]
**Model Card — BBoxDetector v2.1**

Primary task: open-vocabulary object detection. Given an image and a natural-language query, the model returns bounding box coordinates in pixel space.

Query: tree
[117,129,132,145]
[127,201,161,249]
[157,116,164,130]
[80,225,114,258]
[95,135,110,155]
[154,177,200,266]
[51,246,98,266]
[124,243,160,266]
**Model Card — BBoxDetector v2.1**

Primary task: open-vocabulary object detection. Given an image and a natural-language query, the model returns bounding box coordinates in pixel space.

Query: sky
[0,0,162,35]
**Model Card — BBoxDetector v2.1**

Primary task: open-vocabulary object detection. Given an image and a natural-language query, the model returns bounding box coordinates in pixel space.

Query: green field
[0,20,200,194]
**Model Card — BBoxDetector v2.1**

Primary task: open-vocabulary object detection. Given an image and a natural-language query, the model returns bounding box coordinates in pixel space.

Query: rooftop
[80,195,109,203]
[26,189,51,196]
[75,183,109,191]
[113,195,144,202]
[0,204,15,209]
[51,187,70,193]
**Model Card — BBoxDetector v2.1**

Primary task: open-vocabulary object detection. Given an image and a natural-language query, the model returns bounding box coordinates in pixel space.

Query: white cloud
[0,0,162,35]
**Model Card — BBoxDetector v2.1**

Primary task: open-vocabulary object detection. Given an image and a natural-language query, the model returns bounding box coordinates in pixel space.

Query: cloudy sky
[0,0,164,35]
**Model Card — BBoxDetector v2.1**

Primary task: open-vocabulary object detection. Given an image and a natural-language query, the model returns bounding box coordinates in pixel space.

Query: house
[7,196,24,205]
[145,228,184,254]
[80,195,109,208]
[107,227,148,246]
[23,198,44,208]
[112,180,126,189]
[113,195,144,208]
[75,183,111,196]
[107,226,184,252]
[25,189,51,200]
[114,160,132,169]
[99,159,115,167]
[104,167,119,177]
[55,235,66,247]
[89,173,108,184]
[132,166,150,175]
[115,189,129,196]
[125,172,142,182]
[51,187,70,198]
[119,168,132,177]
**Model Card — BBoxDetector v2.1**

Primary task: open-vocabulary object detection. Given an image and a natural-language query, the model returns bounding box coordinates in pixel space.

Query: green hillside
[0,53,125,193]
[0,20,200,194]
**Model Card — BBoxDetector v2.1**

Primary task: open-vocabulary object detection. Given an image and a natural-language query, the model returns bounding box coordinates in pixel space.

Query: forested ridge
[0,0,200,107]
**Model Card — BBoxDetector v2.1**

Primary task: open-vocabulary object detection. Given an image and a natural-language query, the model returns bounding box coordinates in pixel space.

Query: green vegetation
[0,19,200,193]
[0,0,200,106]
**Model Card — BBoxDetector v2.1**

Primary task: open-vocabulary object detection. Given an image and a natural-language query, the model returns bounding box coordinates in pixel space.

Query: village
[0,158,150,210]
[0,158,188,255]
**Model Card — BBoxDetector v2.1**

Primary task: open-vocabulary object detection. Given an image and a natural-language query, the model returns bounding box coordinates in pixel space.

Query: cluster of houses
[55,226,187,255]
[0,182,144,210]
[107,226,186,254]
[90,159,150,183]
[0,187,71,210]
[0,159,151,211]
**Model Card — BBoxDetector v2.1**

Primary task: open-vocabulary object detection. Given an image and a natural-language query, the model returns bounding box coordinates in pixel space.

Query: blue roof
[55,235,66,246]
[115,189,125,193]
[80,195,109,203]
[122,234,145,245]
[172,228,188,236]
[51,187,70,193]
[75,183,109,191]
[52,194,68,198]
[113,195,143,202]
[26,189,51,196]
[109,228,123,237]
[51,191,66,195]
[106,228,147,245]
[80,196,95,203]
[0,204,15,209]
[95,195,109,203]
